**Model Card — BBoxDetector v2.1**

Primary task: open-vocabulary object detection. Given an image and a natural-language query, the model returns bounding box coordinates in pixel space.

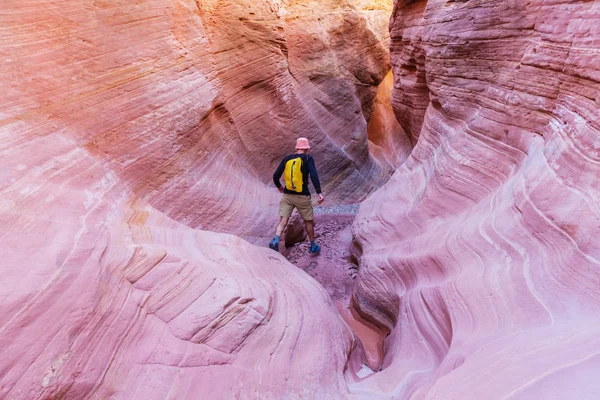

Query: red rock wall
[351,0,600,398]
[2,0,396,244]
[0,140,354,399]
[388,0,430,146]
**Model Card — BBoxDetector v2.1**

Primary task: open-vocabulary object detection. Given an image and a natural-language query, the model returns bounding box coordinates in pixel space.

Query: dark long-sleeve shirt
[273,153,322,196]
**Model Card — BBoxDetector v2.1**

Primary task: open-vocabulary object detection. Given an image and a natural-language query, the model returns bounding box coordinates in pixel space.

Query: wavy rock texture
[0,0,399,399]
[350,0,600,398]
[5,0,599,398]
[0,134,354,399]
[1,0,397,245]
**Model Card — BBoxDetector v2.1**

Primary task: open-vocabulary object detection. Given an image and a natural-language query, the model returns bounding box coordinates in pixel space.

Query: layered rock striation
[4,0,600,398]
[0,0,396,398]
[350,0,600,398]
[1,0,398,245]
[0,134,354,399]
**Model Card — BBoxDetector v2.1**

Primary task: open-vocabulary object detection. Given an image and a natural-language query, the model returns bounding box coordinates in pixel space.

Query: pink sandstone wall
[0,0,395,398]
[3,0,600,398]
[0,134,354,399]
[350,0,600,398]
[1,0,398,245]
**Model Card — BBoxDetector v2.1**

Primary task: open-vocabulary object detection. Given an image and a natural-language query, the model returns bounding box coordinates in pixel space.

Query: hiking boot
[309,242,321,254]
[268,237,280,252]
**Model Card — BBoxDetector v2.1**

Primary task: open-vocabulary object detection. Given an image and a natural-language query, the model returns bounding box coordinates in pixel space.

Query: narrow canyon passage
[279,204,391,379]
[2,0,600,399]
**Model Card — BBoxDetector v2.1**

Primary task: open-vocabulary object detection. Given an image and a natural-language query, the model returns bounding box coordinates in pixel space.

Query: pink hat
[295,137,310,150]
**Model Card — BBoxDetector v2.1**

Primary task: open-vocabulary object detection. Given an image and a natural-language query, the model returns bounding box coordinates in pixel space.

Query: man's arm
[307,156,324,203]
[273,158,286,190]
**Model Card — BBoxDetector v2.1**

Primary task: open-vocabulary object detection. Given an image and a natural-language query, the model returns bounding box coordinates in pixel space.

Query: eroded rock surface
[350,1,600,398]
[0,0,396,398]
[4,0,600,398]
[0,132,357,399]
[1,0,398,245]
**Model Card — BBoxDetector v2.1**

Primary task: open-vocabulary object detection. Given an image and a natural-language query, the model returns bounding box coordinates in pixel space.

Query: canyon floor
[281,204,387,377]
[283,205,359,307]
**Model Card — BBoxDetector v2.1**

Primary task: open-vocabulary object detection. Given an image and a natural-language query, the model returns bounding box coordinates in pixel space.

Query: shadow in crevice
[389,0,430,147]
[367,70,413,168]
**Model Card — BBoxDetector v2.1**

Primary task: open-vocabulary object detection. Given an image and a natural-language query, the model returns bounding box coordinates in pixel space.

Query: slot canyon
[1,0,600,399]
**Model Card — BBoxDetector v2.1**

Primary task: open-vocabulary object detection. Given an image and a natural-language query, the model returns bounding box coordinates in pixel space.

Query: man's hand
[317,193,324,204]
[278,186,284,193]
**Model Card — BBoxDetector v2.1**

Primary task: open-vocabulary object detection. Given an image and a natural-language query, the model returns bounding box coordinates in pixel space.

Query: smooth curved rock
[350,0,600,398]
[0,134,354,399]
[1,0,396,244]
[5,0,599,398]
[0,0,397,398]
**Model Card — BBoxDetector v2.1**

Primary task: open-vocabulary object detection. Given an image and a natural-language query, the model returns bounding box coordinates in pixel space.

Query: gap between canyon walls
[124,0,411,244]
[354,0,432,380]
[104,0,412,387]
[185,0,414,376]
[281,0,433,382]
[276,64,415,376]
[187,0,416,385]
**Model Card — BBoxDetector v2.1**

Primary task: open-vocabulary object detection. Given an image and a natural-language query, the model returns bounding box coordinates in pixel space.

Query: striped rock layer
[350,0,600,398]
[3,0,600,399]
[0,0,395,399]
[1,0,399,245]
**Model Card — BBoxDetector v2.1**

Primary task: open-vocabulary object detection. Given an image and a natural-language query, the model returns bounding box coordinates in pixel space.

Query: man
[269,137,325,254]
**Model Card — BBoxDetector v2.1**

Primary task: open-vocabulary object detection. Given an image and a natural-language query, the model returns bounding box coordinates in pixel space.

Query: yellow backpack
[284,157,303,193]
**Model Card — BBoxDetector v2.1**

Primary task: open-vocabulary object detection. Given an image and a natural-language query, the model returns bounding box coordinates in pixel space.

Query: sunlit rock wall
[351,0,600,398]
[1,0,395,244]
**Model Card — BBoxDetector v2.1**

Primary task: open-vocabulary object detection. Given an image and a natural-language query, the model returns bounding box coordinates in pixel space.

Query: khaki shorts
[279,193,314,221]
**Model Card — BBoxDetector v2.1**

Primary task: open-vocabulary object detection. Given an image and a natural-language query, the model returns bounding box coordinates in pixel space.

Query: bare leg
[304,220,315,242]
[275,216,289,237]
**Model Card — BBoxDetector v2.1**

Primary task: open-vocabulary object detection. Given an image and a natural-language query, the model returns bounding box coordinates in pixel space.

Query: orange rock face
[368,71,412,167]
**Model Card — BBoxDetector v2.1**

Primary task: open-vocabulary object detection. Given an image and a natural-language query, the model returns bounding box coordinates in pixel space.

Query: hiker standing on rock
[269,137,324,254]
